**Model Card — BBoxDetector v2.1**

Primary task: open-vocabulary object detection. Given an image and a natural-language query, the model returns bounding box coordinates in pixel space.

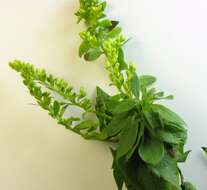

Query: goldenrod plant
[9,0,196,189]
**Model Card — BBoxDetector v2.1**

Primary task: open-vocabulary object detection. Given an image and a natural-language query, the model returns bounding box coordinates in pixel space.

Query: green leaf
[111,100,137,114]
[164,95,174,100]
[96,86,110,110]
[153,128,187,144]
[95,87,111,130]
[79,41,90,57]
[116,118,138,160]
[154,91,174,100]
[155,91,165,98]
[110,149,125,190]
[106,98,121,112]
[117,151,142,190]
[131,73,139,98]
[113,164,124,190]
[124,155,142,190]
[99,19,112,28]
[95,87,121,116]
[108,20,119,31]
[182,182,196,190]
[149,122,187,145]
[177,150,191,162]
[143,110,161,129]
[152,104,186,126]
[74,120,96,131]
[171,144,190,163]
[118,48,127,70]
[105,112,129,137]
[146,88,157,99]
[84,49,102,61]
[93,130,108,140]
[202,147,207,154]
[126,123,144,160]
[107,27,122,38]
[139,137,164,165]
[149,154,180,188]
[139,75,156,88]
[111,151,124,190]
[137,163,172,190]
[102,94,122,112]
[53,101,60,115]
[165,122,186,132]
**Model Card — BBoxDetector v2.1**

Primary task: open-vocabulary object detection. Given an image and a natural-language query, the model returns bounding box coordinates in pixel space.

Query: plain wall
[0,0,207,189]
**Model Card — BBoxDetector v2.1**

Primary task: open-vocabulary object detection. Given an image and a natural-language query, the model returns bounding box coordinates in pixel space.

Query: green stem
[178,167,184,187]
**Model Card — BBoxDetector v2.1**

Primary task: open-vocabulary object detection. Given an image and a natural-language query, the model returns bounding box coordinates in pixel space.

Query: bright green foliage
[75,0,195,189]
[9,60,99,140]
[9,0,196,190]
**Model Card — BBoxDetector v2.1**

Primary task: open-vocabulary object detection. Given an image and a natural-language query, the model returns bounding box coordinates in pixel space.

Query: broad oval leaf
[152,104,186,126]
[165,122,186,132]
[105,95,122,112]
[84,49,102,61]
[154,128,187,144]
[137,163,172,190]
[149,154,180,188]
[143,110,161,129]
[111,99,137,114]
[139,137,164,166]
[116,118,138,160]
[126,123,144,160]
[105,112,129,137]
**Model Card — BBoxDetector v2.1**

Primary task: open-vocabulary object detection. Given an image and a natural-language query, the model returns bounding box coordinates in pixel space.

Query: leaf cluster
[9,60,101,139]
[75,0,196,189]
[9,0,196,190]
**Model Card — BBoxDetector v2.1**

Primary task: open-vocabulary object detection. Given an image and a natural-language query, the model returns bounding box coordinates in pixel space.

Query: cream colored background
[1,0,207,189]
